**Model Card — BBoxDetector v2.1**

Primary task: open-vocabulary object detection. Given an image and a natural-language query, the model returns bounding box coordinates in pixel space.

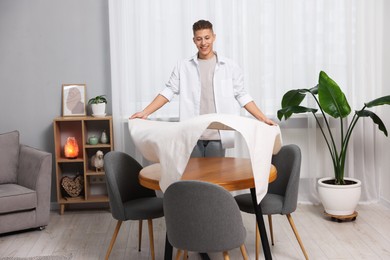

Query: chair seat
[0,184,37,214]
[124,197,164,220]
[235,193,283,215]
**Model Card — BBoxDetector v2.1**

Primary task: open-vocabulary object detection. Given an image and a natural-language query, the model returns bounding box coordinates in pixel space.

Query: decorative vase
[318,177,361,216]
[100,130,108,144]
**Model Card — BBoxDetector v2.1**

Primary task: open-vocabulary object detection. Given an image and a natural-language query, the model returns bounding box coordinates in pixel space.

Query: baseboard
[379,197,390,209]
[50,202,110,212]
[50,202,59,211]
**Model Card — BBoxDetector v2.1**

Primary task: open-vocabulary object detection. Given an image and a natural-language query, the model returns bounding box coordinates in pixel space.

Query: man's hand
[262,117,277,126]
[244,101,278,126]
[129,94,169,120]
[130,111,149,119]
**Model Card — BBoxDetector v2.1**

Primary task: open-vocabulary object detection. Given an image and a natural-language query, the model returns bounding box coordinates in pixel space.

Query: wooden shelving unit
[53,116,114,214]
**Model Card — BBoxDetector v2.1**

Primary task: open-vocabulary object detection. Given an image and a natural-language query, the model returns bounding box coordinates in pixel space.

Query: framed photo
[62,84,86,116]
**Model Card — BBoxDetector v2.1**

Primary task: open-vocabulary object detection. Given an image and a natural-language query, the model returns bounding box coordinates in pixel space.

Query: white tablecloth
[128,113,282,202]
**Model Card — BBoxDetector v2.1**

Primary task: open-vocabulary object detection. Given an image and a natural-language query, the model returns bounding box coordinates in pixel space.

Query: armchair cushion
[0,184,36,214]
[0,131,20,184]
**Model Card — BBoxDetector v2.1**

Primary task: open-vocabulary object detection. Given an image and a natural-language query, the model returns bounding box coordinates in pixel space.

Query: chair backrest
[268,144,301,214]
[104,151,156,220]
[163,180,246,253]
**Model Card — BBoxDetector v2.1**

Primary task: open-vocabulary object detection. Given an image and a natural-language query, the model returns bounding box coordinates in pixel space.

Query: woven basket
[61,175,84,197]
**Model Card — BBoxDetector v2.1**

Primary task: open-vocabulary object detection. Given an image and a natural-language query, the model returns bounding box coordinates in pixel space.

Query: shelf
[85,170,105,176]
[57,195,109,203]
[57,158,84,163]
[55,115,112,121]
[58,196,85,203]
[85,144,111,148]
[53,116,113,214]
[86,195,109,202]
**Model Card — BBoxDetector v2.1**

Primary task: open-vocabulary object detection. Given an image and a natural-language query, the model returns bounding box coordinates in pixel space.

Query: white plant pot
[91,103,106,117]
[317,177,361,216]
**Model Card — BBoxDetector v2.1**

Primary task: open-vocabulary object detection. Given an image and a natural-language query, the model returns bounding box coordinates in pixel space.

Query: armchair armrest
[17,144,52,225]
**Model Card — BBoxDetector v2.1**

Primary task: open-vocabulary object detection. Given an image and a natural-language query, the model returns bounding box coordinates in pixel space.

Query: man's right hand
[130,111,149,119]
[129,94,169,120]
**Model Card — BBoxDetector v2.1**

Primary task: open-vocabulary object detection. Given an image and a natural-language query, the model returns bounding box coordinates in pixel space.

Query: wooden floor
[1,203,390,259]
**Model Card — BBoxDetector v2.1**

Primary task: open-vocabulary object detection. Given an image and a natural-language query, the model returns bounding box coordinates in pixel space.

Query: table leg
[165,231,211,260]
[250,188,272,260]
[164,233,173,260]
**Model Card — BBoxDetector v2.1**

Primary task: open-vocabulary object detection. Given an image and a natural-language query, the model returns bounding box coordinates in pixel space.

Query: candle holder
[64,137,79,159]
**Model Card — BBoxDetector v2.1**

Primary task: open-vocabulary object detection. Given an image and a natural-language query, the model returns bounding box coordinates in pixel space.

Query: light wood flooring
[1,203,390,259]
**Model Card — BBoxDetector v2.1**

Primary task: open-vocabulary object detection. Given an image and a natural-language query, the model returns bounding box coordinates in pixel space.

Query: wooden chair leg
[255,222,260,260]
[286,214,309,260]
[183,250,188,259]
[240,244,249,260]
[223,251,230,260]
[147,219,156,260]
[268,215,274,245]
[105,220,122,260]
[138,220,143,251]
[176,249,182,260]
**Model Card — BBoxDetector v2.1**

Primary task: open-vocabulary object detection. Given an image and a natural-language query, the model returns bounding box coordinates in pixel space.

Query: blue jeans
[190,140,225,158]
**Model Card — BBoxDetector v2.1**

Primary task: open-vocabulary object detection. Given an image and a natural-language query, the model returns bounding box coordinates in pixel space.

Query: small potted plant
[88,95,107,117]
[277,71,390,217]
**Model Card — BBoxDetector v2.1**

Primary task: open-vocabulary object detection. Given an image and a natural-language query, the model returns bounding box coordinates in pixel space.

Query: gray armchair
[0,130,52,234]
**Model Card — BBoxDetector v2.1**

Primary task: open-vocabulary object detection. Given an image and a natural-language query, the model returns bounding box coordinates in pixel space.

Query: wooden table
[139,157,277,260]
[140,157,277,191]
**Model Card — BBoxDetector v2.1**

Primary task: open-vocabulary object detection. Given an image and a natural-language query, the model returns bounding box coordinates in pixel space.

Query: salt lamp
[64,137,79,159]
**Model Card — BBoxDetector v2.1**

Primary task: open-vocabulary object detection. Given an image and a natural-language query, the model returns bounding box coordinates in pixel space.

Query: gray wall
[0,0,111,203]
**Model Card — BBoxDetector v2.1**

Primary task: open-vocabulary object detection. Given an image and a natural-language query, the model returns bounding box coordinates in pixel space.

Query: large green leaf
[277,106,318,120]
[281,89,306,108]
[365,95,390,107]
[279,90,306,120]
[278,87,319,120]
[318,71,351,118]
[356,110,388,136]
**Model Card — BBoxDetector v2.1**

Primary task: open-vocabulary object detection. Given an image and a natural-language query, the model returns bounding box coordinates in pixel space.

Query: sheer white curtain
[108,0,384,203]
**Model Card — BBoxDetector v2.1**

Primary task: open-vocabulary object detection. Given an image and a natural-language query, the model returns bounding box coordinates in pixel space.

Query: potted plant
[88,95,107,117]
[277,71,390,217]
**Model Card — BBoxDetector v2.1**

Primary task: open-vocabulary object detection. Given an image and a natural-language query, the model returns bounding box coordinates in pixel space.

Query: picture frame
[62,84,86,117]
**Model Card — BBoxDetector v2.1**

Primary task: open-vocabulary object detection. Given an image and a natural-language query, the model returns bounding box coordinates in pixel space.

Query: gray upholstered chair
[163,180,249,260]
[103,151,164,260]
[234,144,308,260]
[0,130,52,234]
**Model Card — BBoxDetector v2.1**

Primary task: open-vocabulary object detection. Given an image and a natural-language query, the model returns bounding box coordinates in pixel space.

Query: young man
[131,20,275,157]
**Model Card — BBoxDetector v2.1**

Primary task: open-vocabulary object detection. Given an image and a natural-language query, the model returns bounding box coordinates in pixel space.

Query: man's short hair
[192,20,213,34]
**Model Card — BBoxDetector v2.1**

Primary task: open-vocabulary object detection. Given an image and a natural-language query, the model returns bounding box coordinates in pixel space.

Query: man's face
[193,29,216,59]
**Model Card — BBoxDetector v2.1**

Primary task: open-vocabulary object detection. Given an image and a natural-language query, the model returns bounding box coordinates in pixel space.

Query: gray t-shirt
[198,55,220,140]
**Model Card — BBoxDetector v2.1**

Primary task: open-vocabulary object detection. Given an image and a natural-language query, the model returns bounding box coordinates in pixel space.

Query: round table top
[139,157,277,191]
